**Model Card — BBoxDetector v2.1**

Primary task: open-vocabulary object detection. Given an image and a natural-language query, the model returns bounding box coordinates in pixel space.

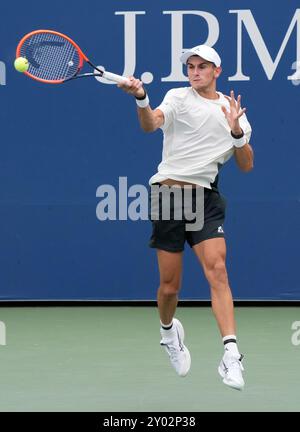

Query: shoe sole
[173,318,191,377]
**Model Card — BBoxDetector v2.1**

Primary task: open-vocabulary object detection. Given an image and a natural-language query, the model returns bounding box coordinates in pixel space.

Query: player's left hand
[222,90,246,134]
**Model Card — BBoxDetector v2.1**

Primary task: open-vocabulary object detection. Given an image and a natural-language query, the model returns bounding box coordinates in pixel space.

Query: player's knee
[159,281,180,296]
[205,259,227,285]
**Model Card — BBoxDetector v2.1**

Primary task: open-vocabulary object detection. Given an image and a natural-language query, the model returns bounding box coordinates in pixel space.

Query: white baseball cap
[180,45,221,67]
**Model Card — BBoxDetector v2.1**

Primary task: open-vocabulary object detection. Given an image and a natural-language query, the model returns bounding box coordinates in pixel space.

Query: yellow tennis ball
[14,57,29,73]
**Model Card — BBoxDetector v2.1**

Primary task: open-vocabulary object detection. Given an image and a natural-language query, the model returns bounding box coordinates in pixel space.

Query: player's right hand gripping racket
[16,29,130,85]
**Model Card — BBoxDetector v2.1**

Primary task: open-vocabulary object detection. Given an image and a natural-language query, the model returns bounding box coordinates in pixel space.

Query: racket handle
[102,71,130,85]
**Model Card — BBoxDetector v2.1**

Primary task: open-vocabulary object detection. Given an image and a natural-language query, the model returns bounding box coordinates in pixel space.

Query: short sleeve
[155,89,180,131]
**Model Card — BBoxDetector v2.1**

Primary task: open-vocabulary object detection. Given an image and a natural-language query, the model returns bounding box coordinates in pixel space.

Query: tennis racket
[16,29,130,85]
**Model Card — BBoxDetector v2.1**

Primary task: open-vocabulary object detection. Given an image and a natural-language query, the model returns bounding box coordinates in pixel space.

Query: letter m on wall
[229,9,300,81]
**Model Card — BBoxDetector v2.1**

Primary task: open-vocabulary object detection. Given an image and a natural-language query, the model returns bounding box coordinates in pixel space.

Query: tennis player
[119,45,253,390]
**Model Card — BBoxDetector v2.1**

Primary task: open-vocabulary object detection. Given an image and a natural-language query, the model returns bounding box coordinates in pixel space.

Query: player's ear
[214,66,222,78]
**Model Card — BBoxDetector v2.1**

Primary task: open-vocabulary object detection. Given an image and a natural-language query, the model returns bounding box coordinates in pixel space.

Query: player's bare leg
[193,238,245,390]
[192,238,235,335]
[156,249,191,377]
[156,249,182,325]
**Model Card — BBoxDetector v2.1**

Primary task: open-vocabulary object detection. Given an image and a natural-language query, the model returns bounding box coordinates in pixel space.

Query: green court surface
[0,306,299,412]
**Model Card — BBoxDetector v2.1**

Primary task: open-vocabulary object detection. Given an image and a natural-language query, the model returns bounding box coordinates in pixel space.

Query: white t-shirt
[149,87,252,188]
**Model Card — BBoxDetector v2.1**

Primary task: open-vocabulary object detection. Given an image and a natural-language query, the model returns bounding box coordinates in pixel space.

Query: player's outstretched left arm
[222,90,254,172]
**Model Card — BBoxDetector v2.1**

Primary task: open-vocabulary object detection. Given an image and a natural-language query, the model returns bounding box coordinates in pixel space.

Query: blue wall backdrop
[0,0,299,300]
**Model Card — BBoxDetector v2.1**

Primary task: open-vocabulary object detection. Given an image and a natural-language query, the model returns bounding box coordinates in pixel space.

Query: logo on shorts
[218,226,224,233]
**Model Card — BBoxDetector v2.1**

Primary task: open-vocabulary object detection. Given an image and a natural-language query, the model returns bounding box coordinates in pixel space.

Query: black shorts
[148,184,226,252]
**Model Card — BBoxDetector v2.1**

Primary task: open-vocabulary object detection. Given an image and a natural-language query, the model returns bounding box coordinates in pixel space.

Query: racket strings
[20,32,80,81]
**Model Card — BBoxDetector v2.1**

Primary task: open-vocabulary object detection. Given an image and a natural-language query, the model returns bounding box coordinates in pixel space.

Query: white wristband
[136,94,149,108]
[232,135,247,148]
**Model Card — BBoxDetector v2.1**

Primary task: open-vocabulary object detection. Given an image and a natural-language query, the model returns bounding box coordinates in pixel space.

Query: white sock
[223,334,240,356]
[160,320,173,330]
